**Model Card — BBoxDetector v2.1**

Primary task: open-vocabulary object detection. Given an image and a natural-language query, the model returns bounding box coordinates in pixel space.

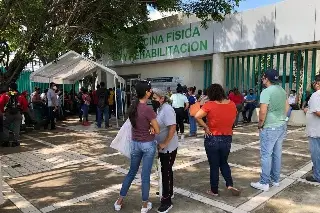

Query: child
[81,88,91,126]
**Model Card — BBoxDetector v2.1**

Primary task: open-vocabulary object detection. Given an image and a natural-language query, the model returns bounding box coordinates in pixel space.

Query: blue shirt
[188,95,196,105]
[245,94,257,105]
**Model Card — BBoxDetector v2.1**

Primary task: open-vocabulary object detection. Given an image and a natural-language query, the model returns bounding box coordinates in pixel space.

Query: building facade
[103,0,320,102]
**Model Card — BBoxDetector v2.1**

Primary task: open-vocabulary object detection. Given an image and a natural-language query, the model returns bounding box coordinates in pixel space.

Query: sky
[236,0,283,11]
[148,0,284,21]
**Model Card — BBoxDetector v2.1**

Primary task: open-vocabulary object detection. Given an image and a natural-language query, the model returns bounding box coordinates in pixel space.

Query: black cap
[9,82,17,90]
[264,69,280,83]
[315,74,320,82]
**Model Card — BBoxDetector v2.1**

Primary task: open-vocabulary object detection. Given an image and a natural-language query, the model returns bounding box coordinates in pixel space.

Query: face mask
[290,94,294,97]
[53,86,57,90]
[151,100,161,111]
[250,92,253,95]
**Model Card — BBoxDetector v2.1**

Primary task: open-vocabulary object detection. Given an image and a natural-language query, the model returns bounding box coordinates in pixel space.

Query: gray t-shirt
[47,88,57,107]
[155,103,179,153]
[306,90,320,138]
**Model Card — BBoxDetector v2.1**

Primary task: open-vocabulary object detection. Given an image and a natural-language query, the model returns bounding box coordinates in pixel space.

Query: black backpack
[97,89,108,109]
[5,92,20,114]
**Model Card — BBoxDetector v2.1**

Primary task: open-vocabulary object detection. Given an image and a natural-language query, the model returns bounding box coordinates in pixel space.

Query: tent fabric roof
[30,51,124,84]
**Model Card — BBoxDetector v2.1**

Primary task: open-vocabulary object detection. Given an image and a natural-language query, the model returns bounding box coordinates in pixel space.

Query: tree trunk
[0,52,29,89]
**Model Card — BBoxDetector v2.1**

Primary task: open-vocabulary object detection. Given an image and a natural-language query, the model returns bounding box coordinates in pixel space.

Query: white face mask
[53,86,57,90]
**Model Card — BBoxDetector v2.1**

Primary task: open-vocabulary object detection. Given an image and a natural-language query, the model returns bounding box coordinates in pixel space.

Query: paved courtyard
[1,117,320,213]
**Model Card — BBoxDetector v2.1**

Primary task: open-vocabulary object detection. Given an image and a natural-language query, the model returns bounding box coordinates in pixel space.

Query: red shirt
[93,90,98,105]
[0,93,9,113]
[18,95,29,112]
[229,92,244,105]
[202,101,237,135]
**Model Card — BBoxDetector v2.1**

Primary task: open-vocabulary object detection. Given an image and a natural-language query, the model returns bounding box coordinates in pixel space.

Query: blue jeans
[120,141,156,201]
[97,106,109,127]
[309,137,320,182]
[81,104,89,121]
[286,106,293,118]
[188,110,197,136]
[259,124,287,184]
[204,135,233,194]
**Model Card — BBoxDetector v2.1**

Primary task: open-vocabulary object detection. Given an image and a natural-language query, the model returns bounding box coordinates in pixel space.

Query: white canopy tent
[30,51,126,127]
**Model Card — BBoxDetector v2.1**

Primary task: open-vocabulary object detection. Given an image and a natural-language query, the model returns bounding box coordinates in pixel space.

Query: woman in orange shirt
[195,84,240,197]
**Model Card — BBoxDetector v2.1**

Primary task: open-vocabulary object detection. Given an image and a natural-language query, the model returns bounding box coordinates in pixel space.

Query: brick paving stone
[228,147,310,175]
[174,161,261,207]
[5,162,125,210]
[0,200,23,213]
[253,182,320,213]
[49,185,226,213]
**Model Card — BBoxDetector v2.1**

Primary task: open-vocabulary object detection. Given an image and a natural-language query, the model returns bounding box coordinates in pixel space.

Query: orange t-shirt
[201,101,237,135]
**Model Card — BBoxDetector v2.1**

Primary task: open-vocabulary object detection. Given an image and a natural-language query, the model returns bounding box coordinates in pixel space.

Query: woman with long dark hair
[114,81,160,213]
[195,84,240,197]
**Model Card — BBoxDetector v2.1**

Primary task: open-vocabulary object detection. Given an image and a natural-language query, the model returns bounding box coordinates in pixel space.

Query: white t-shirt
[170,93,188,108]
[288,95,296,105]
[306,90,320,138]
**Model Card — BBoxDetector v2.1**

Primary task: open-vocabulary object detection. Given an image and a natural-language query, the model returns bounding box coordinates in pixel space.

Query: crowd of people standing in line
[0,81,126,147]
[113,69,320,213]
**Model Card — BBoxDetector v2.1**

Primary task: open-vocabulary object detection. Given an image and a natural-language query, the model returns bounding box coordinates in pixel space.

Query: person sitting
[288,89,299,110]
[228,88,244,127]
[242,89,257,123]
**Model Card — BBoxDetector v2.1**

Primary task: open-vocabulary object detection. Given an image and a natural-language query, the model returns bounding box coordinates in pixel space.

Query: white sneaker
[250,182,269,191]
[114,201,122,211]
[141,202,152,213]
[272,182,280,187]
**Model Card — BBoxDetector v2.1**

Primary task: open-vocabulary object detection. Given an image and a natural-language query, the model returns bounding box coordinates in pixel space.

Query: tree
[0,0,241,87]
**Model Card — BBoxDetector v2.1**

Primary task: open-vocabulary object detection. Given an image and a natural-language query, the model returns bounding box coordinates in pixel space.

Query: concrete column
[212,53,225,88]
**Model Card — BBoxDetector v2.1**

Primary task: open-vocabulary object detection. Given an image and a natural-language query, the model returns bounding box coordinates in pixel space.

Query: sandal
[206,190,219,197]
[228,187,241,196]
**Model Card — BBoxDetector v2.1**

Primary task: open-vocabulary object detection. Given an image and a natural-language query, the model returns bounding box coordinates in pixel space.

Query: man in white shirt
[305,75,320,183]
[47,82,58,130]
[170,86,189,136]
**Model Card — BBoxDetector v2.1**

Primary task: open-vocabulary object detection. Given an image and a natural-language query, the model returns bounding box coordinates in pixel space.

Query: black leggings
[174,108,185,134]
[159,149,177,204]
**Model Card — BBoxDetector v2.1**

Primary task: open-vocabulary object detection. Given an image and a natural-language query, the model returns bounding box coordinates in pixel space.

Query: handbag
[189,102,201,116]
[110,119,132,158]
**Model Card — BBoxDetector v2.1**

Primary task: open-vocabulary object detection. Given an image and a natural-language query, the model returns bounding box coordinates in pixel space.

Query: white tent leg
[0,161,4,205]
[30,81,33,109]
[114,76,118,128]
[120,83,125,122]
[62,83,65,106]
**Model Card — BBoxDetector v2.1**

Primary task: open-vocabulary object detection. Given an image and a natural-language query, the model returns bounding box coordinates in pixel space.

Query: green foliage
[0,0,241,85]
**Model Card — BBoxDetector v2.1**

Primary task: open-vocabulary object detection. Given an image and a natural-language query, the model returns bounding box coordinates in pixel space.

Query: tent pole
[29,80,33,109]
[62,81,65,106]
[130,79,132,105]
[120,82,124,122]
[114,76,118,128]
